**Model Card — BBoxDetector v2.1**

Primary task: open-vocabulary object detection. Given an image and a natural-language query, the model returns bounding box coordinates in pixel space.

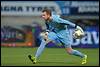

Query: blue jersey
[45,15,76,33]
[45,14,76,47]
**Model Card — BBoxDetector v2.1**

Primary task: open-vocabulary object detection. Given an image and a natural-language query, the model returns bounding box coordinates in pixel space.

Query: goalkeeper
[28,9,87,64]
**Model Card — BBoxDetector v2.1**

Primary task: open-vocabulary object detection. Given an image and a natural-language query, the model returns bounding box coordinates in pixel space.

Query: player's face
[41,12,50,21]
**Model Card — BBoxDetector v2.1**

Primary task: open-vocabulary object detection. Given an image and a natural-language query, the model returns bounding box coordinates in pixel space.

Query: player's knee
[66,47,73,55]
[67,50,73,55]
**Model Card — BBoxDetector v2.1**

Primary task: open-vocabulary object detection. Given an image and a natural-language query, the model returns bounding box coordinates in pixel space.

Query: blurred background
[1,1,99,66]
[1,1,99,48]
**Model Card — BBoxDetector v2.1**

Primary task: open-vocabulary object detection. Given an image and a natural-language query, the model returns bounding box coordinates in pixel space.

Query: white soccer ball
[73,29,85,39]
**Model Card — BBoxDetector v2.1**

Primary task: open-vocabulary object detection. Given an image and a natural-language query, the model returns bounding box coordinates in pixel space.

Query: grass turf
[1,47,99,66]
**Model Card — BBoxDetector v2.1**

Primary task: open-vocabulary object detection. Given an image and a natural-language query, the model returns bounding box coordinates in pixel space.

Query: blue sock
[35,39,46,59]
[71,50,85,58]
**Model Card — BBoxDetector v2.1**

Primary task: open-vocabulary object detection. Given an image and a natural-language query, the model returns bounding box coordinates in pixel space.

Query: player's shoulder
[51,14,60,21]
[52,14,60,18]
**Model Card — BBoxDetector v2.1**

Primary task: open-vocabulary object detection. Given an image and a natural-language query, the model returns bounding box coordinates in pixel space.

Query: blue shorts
[47,30,71,48]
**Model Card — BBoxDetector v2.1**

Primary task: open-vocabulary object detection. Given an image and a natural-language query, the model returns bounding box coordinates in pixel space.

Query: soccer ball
[73,29,85,39]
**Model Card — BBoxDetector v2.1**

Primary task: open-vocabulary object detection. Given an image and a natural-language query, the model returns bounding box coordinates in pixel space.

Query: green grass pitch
[1,47,99,66]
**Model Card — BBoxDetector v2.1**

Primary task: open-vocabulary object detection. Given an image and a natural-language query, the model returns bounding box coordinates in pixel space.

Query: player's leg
[35,39,46,58]
[65,47,85,58]
[28,39,47,64]
[35,32,57,59]
[57,31,87,64]
[65,47,87,64]
[59,38,86,58]
[63,36,87,64]
[28,32,57,64]
[28,31,50,64]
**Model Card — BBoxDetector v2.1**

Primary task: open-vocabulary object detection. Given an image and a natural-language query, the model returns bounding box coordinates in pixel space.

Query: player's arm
[40,22,49,42]
[52,15,76,27]
[56,17,85,38]
[52,15,84,32]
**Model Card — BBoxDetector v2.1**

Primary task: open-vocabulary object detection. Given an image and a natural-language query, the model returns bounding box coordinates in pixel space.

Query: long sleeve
[52,15,76,28]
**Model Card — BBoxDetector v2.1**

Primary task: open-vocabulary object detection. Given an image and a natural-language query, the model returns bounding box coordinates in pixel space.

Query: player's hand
[73,26,85,39]
[40,31,48,40]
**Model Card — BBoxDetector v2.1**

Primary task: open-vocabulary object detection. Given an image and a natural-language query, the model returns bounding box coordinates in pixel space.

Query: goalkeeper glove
[76,26,84,33]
